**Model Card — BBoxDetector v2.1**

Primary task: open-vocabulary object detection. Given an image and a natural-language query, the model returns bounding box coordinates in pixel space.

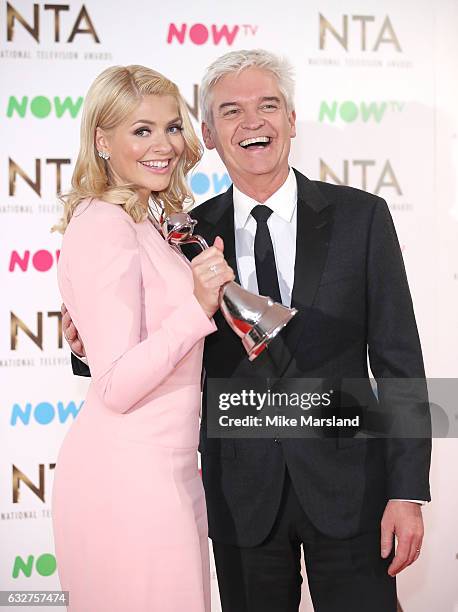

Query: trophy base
[242,302,298,361]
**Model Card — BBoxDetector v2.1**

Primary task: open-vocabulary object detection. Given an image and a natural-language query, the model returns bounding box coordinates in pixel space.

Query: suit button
[274,438,281,444]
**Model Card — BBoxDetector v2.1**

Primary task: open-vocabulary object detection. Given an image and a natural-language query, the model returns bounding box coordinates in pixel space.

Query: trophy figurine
[162,212,297,361]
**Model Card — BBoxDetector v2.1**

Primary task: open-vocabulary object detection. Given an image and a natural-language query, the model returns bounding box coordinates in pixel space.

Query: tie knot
[251,205,273,223]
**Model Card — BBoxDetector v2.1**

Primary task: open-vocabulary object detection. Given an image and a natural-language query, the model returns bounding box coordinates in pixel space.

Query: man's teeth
[141,160,169,168]
[239,136,270,148]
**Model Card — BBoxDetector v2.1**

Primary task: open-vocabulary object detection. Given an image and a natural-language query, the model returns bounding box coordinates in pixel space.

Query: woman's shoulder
[72,197,136,225]
[64,198,138,249]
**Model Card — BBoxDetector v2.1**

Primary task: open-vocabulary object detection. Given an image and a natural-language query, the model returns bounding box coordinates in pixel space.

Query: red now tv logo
[167,23,257,46]
[9,250,60,272]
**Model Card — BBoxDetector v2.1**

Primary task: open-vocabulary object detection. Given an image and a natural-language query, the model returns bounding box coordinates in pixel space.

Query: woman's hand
[191,236,235,318]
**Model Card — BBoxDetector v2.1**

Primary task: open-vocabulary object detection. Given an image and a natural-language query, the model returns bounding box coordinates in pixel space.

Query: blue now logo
[10,401,83,426]
[190,172,231,196]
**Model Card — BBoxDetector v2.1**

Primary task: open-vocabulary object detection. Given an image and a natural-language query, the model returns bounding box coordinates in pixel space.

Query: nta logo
[167,23,257,46]
[7,96,83,118]
[12,463,55,503]
[320,159,402,195]
[6,2,99,43]
[319,101,404,123]
[10,400,82,425]
[8,158,71,197]
[319,13,401,52]
[10,311,63,350]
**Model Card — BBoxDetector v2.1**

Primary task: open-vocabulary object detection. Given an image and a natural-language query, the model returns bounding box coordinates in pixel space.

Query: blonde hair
[53,65,202,233]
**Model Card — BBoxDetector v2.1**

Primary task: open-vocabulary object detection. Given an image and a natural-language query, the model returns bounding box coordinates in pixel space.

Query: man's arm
[366,198,431,500]
[366,198,431,576]
[71,352,91,377]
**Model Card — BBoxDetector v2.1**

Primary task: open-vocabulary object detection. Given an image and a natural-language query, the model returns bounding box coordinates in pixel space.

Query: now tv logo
[167,23,257,46]
[11,400,83,426]
[9,250,60,272]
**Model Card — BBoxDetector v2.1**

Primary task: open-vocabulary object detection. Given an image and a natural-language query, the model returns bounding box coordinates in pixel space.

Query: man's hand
[381,500,424,576]
[61,303,86,358]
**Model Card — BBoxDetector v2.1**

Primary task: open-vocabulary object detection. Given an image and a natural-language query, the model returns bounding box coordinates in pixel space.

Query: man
[66,49,431,611]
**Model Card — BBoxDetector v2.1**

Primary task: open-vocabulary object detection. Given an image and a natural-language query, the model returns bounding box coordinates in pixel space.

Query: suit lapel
[213,199,241,286]
[275,170,334,376]
[192,186,240,284]
[291,170,334,308]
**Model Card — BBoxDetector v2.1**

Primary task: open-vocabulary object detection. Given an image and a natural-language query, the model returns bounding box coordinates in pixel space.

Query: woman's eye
[135,128,150,137]
[168,125,183,134]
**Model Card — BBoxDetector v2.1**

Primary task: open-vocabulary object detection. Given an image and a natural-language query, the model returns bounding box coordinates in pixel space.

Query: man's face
[202,67,296,185]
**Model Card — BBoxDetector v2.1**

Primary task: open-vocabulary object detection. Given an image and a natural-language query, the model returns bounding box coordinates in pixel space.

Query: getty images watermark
[217,388,352,428]
[206,378,457,439]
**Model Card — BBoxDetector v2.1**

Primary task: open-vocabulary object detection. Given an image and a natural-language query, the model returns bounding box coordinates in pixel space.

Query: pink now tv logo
[9,250,60,272]
[167,23,257,45]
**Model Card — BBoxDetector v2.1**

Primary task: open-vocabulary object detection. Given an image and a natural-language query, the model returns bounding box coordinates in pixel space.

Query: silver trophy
[162,212,297,361]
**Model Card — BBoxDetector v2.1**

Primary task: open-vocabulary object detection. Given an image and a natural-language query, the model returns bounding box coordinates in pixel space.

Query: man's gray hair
[200,49,295,125]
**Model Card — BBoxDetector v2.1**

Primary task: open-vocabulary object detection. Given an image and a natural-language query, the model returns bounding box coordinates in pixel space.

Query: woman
[51,65,234,611]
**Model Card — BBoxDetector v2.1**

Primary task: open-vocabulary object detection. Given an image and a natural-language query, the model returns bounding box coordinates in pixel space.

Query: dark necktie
[251,205,282,304]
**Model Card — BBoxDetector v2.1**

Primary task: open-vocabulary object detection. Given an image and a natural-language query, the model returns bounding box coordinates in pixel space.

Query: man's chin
[243,167,279,178]
[236,160,280,176]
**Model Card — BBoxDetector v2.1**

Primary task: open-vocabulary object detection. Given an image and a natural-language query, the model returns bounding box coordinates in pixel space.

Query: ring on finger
[209,264,218,276]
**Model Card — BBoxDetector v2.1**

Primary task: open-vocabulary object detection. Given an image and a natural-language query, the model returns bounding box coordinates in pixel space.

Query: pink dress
[52,198,216,612]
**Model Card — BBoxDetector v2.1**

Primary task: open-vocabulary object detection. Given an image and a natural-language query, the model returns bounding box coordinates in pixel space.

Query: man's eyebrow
[217,96,281,112]
[260,96,281,104]
[218,102,239,112]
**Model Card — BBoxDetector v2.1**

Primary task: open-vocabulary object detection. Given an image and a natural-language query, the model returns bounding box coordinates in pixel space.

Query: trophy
[162,212,297,361]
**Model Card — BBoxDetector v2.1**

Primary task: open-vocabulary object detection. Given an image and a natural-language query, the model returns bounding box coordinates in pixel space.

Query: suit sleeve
[71,352,91,377]
[366,199,431,501]
[64,211,216,413]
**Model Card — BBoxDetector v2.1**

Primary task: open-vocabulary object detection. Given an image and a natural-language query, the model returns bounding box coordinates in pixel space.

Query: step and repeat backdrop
[1,1,457,610]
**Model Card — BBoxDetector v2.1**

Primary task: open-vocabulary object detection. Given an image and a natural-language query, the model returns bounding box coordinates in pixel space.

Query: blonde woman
[51,65,234,611]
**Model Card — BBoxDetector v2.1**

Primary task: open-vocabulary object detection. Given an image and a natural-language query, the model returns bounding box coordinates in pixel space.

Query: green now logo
[7,96,83,119]
[12,553,56,578]
[319,100,404,123]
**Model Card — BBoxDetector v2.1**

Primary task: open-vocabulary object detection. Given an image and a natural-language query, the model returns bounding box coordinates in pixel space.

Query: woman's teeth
[140,160,169,168]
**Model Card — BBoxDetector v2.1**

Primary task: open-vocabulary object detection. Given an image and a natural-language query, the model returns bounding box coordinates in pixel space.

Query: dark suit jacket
[71,169,431,547]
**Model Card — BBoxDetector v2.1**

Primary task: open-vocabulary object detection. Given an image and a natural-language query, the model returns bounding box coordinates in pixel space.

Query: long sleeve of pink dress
[52,198,216,612]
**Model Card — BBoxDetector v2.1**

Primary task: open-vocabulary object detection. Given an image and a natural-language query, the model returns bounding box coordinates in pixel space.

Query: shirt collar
[233,167,297,228]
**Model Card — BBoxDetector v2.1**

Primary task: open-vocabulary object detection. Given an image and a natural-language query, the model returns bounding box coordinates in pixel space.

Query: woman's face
[96,94,186,205]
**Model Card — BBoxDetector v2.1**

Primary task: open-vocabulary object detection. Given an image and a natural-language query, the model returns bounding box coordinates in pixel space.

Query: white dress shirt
[233,167,297,307]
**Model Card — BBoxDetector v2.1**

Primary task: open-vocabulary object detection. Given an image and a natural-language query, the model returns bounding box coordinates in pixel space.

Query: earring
[98,150,110,160]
